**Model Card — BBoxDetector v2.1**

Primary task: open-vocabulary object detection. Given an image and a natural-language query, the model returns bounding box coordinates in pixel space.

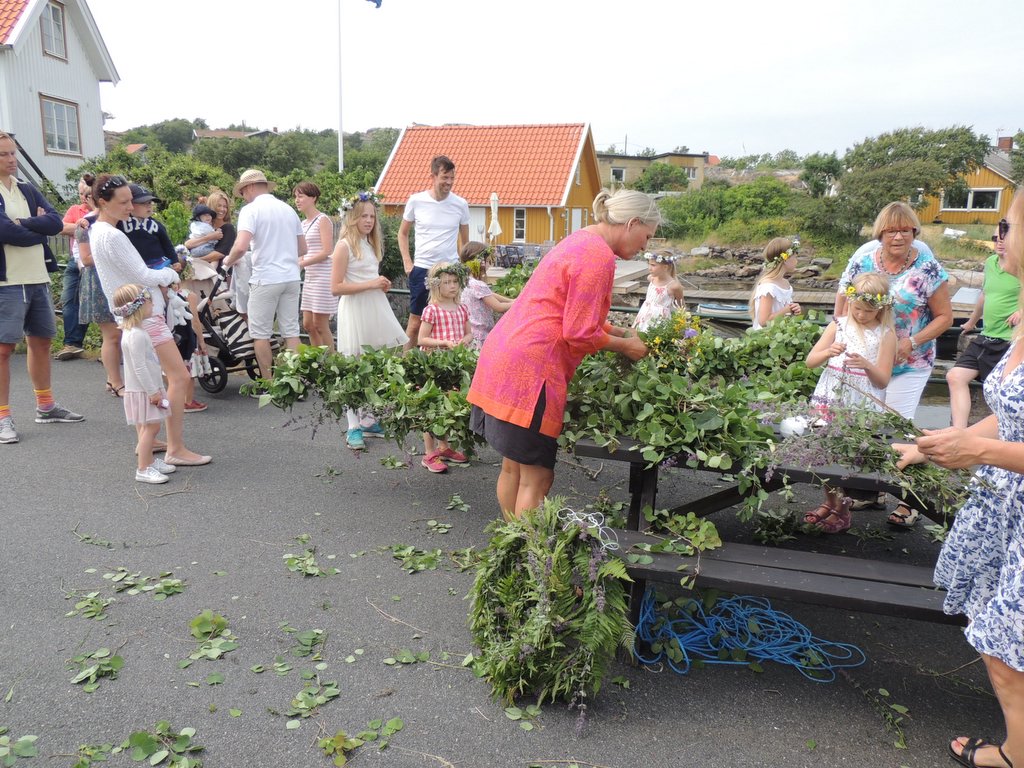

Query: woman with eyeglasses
[894,190,1024,768]
[87,174,211,466]
[833,201,952,527]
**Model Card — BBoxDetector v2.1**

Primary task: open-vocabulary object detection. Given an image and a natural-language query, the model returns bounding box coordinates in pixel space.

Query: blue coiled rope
[634,588,867,682]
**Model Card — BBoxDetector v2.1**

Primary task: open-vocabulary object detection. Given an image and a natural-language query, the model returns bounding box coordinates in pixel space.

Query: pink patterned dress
[299,213,336,315]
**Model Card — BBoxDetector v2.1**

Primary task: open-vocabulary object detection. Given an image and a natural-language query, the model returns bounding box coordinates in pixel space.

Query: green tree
[629,162,690,193]
[844,125,989,179]
[263,133,316,176]
[800,151,843,198]
[722,175,791,219]
[1010,130,1024,184]
[192,136,269,178]
[773,149,802,168]
[673,145,690,154]
[838,159,946,228]
[637,147,657,157]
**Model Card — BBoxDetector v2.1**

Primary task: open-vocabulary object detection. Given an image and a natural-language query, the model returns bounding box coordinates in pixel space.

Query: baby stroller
[194,269,280,394]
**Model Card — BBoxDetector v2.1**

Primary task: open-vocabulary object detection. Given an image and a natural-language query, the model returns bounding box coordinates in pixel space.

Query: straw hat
[233,168,276,197]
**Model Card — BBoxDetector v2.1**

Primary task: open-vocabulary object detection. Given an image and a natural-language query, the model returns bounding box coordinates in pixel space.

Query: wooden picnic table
[572,437,962,627]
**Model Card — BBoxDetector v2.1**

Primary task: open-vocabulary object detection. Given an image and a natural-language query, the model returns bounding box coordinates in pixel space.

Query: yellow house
[375,123,603,245]
[596,151,710,191]
[917,148,1016,226]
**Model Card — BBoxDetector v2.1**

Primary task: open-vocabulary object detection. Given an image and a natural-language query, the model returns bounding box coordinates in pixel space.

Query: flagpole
[337,0,344,172]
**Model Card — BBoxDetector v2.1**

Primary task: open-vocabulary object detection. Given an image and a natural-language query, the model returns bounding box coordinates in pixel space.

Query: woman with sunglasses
[946,218,1021,429]
[833,201,953,527]
[895,193,1024,768]
[87,174,211,466]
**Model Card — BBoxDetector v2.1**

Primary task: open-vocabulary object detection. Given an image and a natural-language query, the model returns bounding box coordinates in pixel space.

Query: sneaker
[0,416,18,444]
[421,451,448,473]
[135,466,169,484]
[183,399,208,413]
[363,422,385,438]
[437,447,469,464]
[55,345,84,361]
[35,403,84,424]
[346,428,365,450]
[151,458,177,474]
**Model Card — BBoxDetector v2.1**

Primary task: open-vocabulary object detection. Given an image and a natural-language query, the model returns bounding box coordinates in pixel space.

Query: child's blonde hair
[341,200,382,262]
[427,261,467,305]
[647,249,677,277]
[844,272,895,339]
[749,237,797,318]
[459,241,491,280]
[111,283,150,329]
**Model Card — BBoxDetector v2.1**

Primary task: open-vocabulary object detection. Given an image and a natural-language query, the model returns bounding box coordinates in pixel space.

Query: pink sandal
[813,497,852,534]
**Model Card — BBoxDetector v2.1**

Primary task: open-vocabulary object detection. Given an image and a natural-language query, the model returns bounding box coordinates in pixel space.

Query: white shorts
[248,280,301,340]
[884,366,932,420]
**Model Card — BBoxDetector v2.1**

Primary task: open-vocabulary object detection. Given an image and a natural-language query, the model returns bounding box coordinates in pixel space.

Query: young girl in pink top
[418,261,472,473]
[459,241,514,349]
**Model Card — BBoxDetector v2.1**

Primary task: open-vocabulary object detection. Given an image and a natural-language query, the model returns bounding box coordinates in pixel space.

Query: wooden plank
[615,544,961,625]
[615,530,937,589]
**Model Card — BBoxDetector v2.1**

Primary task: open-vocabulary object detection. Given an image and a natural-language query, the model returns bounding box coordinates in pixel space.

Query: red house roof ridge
[376,122,592,208]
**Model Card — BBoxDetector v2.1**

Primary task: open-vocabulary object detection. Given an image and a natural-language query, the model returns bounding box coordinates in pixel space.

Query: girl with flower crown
[459,241,514,350]
[634,250,685,332]
[749,237,802,330]
[112,283,177,485]
[329,192,407,450]
[417,260,472,473]
[801,272,897,533]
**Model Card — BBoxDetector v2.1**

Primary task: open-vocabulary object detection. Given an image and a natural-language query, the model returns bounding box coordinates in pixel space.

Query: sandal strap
[1000,745,1014,768]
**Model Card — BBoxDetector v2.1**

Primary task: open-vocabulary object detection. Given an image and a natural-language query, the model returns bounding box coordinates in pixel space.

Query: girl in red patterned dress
[417,261,472,473]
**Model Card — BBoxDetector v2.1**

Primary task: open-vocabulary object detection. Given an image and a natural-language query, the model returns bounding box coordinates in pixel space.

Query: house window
[683,166,697,180]
[513,208,526,241]
[941,188,1001,212]
[610,167,625,183]
[40,2,67,59]
[41,96,81,155]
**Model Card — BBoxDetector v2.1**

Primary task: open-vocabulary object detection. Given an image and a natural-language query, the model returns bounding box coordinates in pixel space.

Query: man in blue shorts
[398,155,470,350]
[0,132,84,444]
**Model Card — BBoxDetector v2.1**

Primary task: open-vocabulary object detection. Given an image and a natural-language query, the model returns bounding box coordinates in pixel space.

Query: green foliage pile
[491,263,535,298]
[468,497,632,707]
[629,161,691,193]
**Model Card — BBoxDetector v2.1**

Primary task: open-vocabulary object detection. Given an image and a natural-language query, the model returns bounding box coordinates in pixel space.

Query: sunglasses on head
[99,175,127,195]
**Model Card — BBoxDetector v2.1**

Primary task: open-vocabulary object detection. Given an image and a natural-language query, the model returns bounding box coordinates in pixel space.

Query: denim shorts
[0,283,57,343]
[408,267,428,316]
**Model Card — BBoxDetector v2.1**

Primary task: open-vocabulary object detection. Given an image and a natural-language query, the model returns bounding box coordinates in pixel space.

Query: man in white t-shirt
[398,155,470,350]
[222,169,306,386]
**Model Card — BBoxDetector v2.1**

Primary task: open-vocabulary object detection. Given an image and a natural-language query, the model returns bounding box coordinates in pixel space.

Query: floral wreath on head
[463,246,494,276]
[845,284,894,309]
[428,261,469,289]
[112,288,151,318]
[765,237,801,268]
[644,251,678,265]
[340,189,383,213]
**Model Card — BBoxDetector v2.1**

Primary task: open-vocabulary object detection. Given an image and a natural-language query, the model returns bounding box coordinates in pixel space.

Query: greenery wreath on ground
[467,497,632,711]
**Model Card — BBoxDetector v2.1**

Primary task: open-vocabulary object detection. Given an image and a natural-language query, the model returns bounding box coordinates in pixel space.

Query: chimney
[998,136,1014,152]
[272,126,278,133]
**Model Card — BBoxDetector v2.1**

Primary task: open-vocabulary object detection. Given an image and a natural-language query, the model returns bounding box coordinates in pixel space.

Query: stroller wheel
[198,356,228,394]
[245,359,260,381]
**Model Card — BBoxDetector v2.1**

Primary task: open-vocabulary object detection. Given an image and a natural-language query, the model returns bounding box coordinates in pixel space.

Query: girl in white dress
[330,193,408,450]
[749,237,802,330]
[112,284,176,484]
[634,250,685,332]
[802,272,897,533]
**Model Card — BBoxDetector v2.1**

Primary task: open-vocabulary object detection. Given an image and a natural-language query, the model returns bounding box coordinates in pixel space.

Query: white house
[0,0,117,199]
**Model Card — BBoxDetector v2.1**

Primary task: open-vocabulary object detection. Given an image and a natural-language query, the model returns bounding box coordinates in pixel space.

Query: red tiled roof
[377,123,588,207]
[124,143,147,154]
[0,0,29,45]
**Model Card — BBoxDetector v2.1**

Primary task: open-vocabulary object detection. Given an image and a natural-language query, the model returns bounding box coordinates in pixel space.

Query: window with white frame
[942,188,1001,211]
[41,1,67,59]
[513,208,526,241]
[610,167,625,183]
[41,96,81,154]
[683,166,697,180]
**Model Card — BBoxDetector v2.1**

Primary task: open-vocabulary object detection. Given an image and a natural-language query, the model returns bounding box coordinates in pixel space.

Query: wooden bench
[572,437,961,626]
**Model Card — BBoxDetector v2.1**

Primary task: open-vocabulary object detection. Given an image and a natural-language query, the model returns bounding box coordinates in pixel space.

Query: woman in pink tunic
[468,189,659,519]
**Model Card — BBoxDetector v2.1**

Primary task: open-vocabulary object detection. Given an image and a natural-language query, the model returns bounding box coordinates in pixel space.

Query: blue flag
[366,0,381,7]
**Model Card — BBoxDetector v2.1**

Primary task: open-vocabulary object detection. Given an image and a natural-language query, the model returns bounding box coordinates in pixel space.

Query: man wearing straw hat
[222,169,305,388]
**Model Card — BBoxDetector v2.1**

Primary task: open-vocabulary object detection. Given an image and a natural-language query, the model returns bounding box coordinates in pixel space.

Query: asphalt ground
[0,355,1003,768]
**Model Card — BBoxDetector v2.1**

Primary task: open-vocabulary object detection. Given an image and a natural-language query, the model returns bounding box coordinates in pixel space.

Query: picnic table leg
[626,462,657,631]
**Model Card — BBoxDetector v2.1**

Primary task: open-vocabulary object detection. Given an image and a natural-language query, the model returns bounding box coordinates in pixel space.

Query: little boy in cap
[188,204,218,258]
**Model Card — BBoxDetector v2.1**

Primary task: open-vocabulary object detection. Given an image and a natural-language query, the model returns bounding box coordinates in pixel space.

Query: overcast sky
[89,0,1024,158]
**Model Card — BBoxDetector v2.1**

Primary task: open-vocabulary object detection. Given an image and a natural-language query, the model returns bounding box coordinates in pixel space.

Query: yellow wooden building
[375,123,604,245]
[916,149,1016,226]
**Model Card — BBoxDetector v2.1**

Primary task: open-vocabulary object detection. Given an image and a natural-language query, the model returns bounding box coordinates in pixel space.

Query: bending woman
[467,188,655,519]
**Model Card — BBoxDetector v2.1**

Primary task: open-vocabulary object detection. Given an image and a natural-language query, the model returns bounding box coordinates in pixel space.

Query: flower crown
[112,288,151,317]
[340,189,383,212]
[765,238,801,267]
[845,285,893,308]
[644,251,678,265]
[428,262,469,288]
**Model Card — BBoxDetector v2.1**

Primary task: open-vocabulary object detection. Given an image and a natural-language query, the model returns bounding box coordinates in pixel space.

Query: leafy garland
[468,498,632,710]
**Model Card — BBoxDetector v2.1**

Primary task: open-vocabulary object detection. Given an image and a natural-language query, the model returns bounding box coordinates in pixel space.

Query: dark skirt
[470,387,558,469]
[79,266,113,324]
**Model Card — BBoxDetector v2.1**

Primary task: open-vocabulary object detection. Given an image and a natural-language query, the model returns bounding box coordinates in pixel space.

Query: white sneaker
[151,458,177,474]
[0,416,17,444]
[135,466,169,484]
